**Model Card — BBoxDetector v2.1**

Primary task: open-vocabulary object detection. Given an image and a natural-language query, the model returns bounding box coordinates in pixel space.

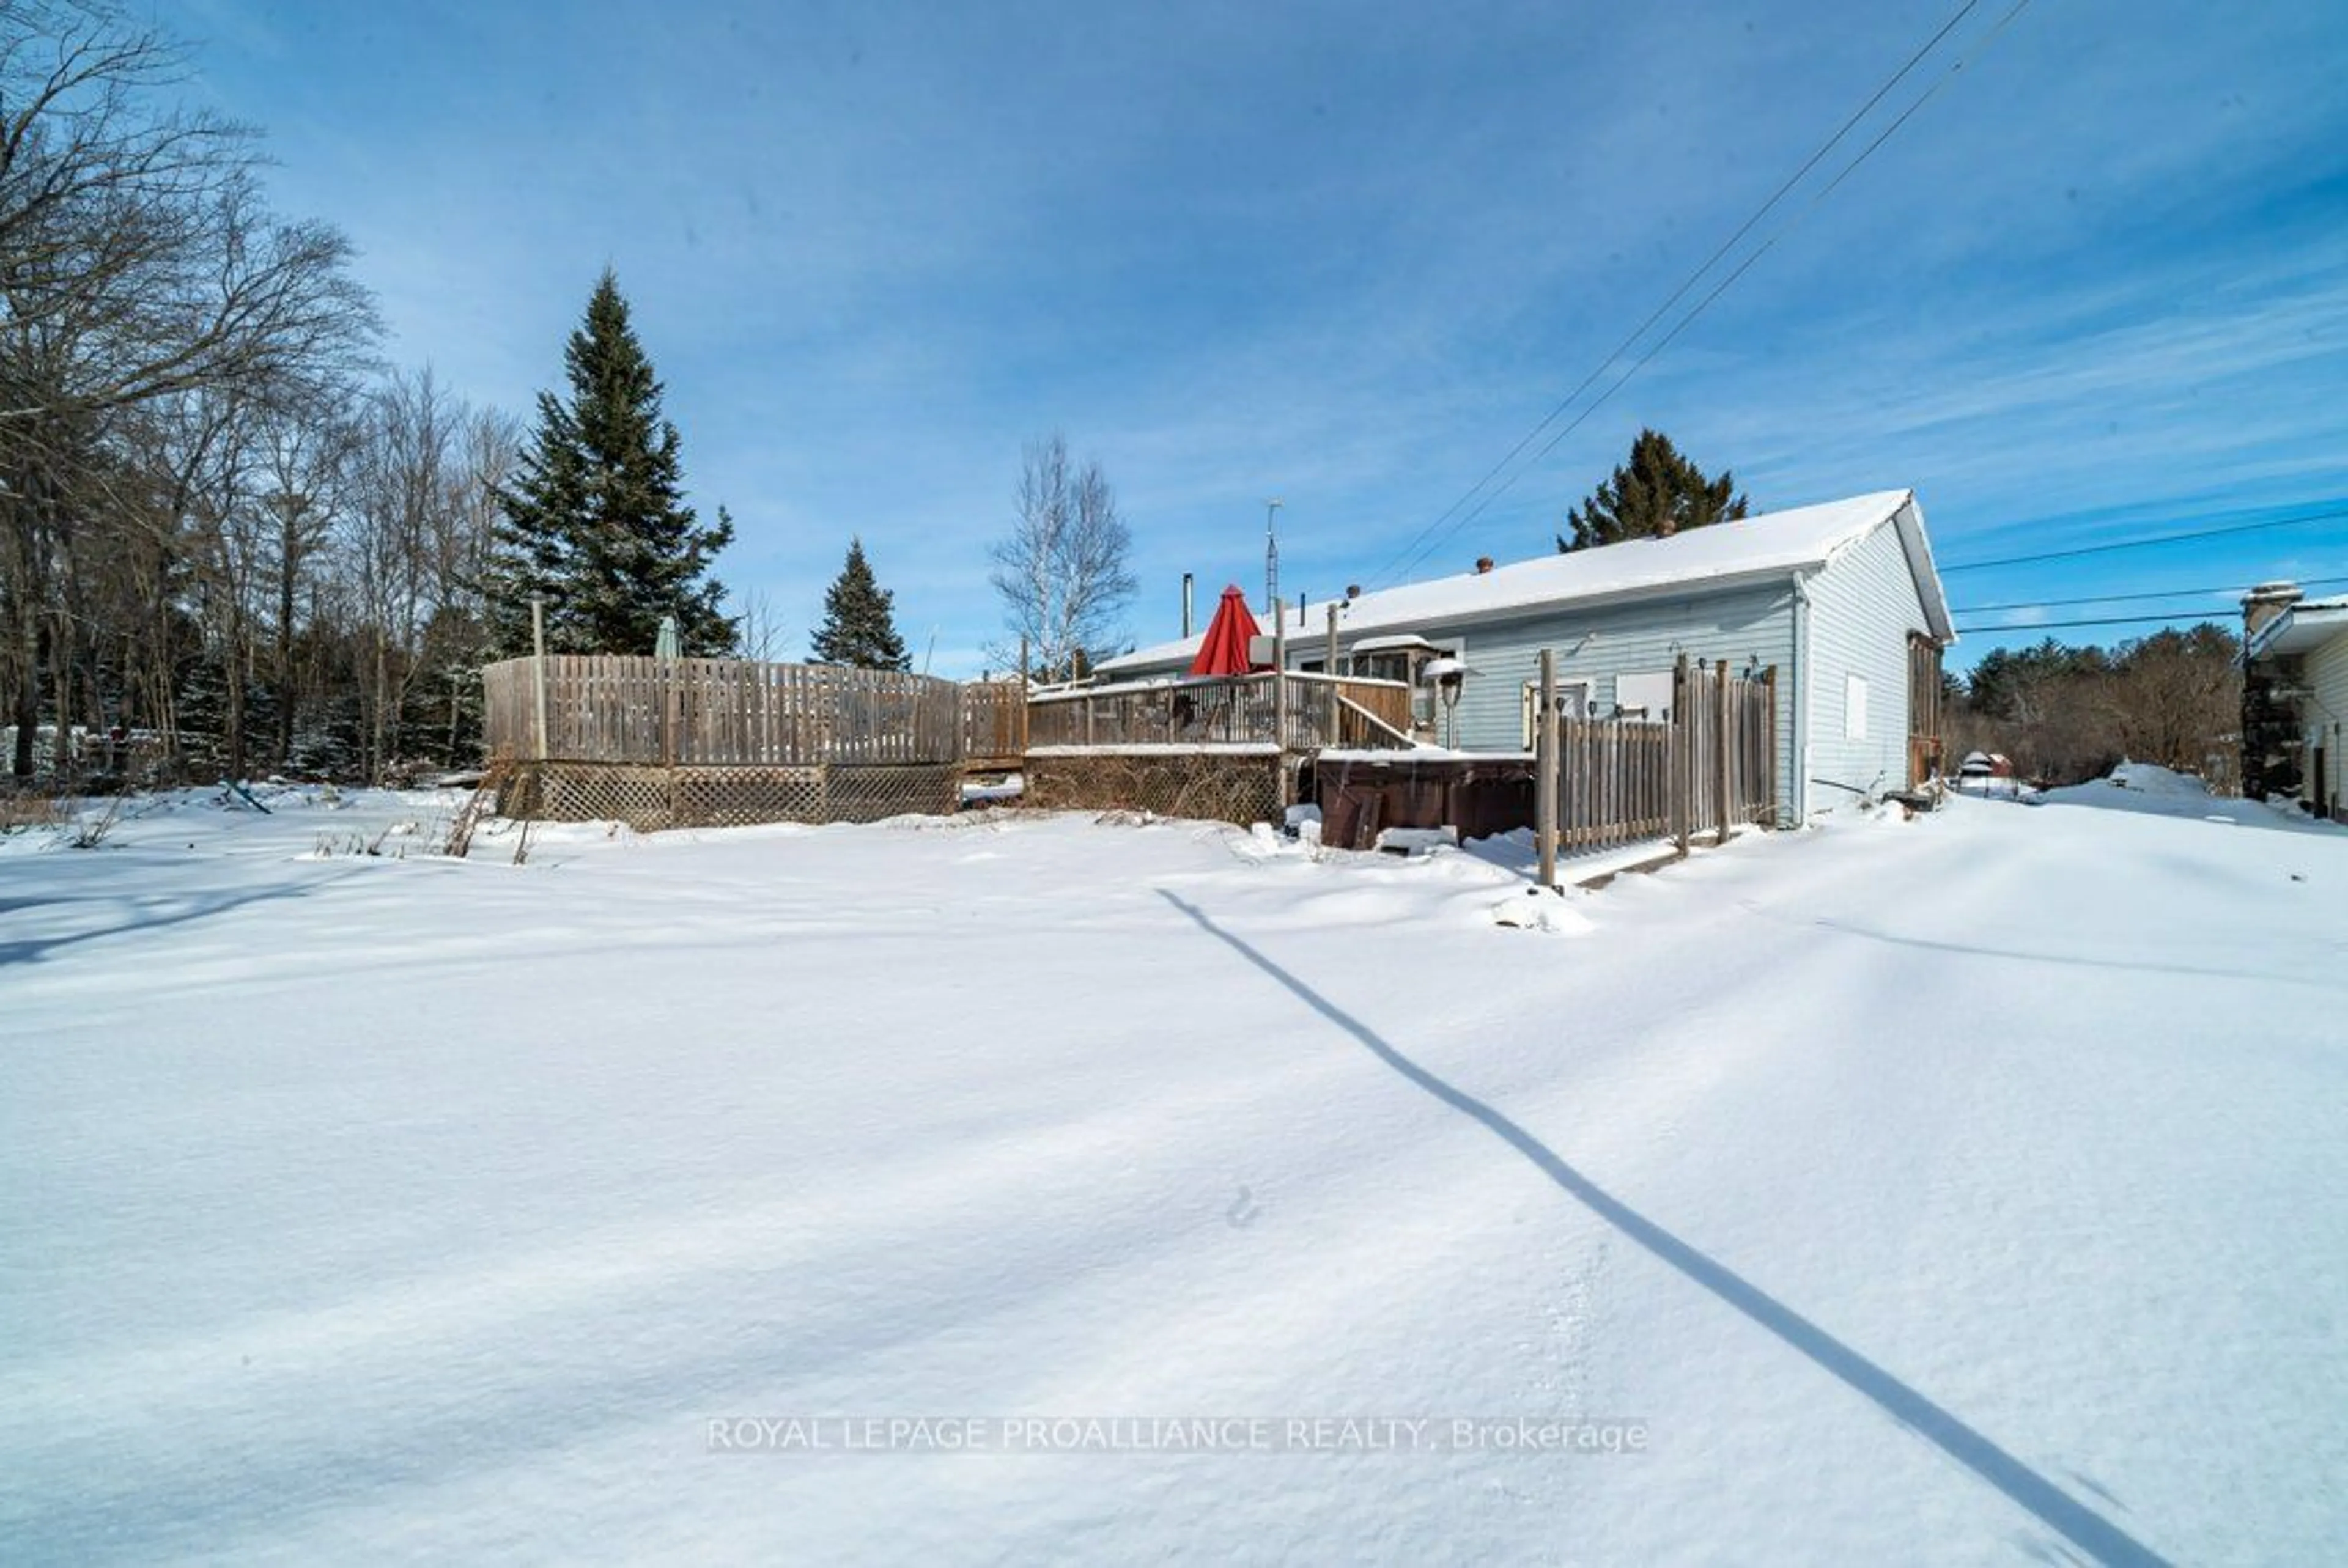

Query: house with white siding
[1098,490,1954,825]
[2241,586,2348,822]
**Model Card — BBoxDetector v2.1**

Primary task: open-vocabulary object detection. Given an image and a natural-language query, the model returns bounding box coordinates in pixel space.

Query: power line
[1952,572,2348,614]
[1938,506,2348,572]
[1375,0,2034,588]
[1360,0,1987,589]
[1957,612,2241,635]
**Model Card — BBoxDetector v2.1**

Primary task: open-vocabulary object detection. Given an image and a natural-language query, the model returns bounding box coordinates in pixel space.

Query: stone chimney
[2240,580,2306,803]
[2243,580,2303,641]
[1474,556,1494,575]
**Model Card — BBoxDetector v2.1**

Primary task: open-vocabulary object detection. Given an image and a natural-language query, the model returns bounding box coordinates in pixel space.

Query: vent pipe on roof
[1182,572,1194,638]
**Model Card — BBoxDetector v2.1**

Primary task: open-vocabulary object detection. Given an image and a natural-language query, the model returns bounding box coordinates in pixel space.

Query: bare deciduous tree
[731,585,789,663]
[988,432,1135,683]
[1,1,376,776]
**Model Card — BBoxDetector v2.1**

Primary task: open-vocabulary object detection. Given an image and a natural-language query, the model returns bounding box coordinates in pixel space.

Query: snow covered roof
[1102,490,1951,674]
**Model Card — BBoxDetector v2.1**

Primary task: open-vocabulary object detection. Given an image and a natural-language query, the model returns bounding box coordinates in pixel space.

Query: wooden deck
[1024,671,1414,752]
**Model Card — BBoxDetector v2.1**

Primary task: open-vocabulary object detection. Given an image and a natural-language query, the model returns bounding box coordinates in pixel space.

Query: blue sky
[182,0,2348,675]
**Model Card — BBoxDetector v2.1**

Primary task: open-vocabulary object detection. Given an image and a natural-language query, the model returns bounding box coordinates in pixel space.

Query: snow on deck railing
[1021,671,1415,752]
[1027,669,1411,704]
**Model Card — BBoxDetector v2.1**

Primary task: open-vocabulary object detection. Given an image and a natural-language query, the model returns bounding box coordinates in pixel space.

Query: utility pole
[1537,648,1559,888]
[1264,498,1283,616]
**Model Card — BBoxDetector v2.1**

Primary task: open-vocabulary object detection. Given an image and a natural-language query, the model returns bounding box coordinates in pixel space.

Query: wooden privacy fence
[1024,671,1414,751]
[1536,655,1778,868]
[485,656,982,766]
[1672,657,1779,846]
[1555,717,1674,848]
[961,681,1026,764]
[482,656,1032,830]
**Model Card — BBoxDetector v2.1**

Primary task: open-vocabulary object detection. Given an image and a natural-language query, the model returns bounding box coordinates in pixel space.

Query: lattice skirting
[503,762,954,830]
[1024,752,1287,825]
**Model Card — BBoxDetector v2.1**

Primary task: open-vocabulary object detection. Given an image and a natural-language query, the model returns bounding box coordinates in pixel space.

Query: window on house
[1845,674,1869,741]
[1614,669,1674,721]
[1519,680,1590,748]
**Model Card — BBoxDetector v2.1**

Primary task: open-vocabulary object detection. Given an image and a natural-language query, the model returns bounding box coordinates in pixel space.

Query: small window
[1614,669,1674,721]
[1520,680,1590,748]
[1845,674,1869,741]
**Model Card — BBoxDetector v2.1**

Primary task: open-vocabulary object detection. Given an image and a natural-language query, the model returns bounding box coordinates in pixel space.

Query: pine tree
[1556,429,1749,552]
[485,270,737,655]
[809,537,911,671]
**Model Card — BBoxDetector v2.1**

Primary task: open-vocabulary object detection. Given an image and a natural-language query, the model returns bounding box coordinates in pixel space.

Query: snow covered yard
[2,779,2343,1565]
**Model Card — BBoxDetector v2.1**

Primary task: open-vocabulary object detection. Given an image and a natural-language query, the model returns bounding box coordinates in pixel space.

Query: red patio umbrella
[1187,584,1264,677]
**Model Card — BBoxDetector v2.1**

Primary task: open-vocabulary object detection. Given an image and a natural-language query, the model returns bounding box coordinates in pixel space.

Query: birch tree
[988,432,1135,682]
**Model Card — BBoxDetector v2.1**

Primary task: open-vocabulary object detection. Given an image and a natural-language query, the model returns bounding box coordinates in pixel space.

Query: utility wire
[1952,572,2348,614]
[1956,611,2245,634]
[1375,0,2033,588]
[1939,506,2348,572]
[1359,0,1987,590]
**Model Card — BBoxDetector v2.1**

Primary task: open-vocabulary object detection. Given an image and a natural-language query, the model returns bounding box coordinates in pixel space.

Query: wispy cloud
[182,0,2348,671]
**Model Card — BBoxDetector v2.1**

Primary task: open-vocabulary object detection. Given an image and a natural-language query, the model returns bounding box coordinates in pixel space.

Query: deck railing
[1024,671,1414,751]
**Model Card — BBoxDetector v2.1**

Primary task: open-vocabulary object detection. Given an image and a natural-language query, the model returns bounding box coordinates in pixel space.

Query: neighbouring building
[2241,583,2348,821]
[1099,489,1955,824]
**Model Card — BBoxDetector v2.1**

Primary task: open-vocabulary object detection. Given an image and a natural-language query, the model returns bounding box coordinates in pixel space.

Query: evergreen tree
[809,537,911,671]
[1556,429,1749,552]
[485,270,736,655]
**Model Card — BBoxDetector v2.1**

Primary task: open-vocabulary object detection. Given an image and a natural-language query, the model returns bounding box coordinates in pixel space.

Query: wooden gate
[1534,654,1778,871]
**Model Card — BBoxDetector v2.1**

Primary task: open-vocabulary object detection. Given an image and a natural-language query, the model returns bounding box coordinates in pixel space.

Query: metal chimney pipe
[1182,572,1194,638]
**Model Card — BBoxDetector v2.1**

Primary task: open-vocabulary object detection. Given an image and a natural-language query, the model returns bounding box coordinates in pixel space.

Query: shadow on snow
[1159,889,2172,1568]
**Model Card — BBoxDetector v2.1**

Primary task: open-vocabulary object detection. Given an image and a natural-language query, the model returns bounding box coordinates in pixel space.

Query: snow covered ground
[2,776,2342,1564]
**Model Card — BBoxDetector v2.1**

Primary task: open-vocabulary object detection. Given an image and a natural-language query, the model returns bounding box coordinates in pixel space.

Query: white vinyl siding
[1404,582,1799,819]
[1801,509,1932,805]
[2305,630,2348,820]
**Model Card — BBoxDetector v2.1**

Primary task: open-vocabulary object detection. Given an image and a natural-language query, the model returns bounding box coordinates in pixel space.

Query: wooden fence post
[1272,599,1291,806]
[1671,652,1690,856]
[1325,603,1341,745]
[530,597,550,760]
[1715,658,1732,841]
[1537,649,1558,888]
[663,655,679,769]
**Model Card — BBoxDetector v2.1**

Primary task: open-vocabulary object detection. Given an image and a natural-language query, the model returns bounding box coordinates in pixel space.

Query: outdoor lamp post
[1422,656,1475,749]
